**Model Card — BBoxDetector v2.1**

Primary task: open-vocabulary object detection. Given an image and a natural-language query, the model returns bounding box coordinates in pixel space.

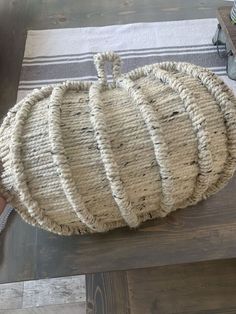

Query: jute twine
[0,51,236,235]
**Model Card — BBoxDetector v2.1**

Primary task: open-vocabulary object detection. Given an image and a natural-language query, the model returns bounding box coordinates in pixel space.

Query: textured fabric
[0,51,236,235]
[0,204,14,233]
[17,18,236,103]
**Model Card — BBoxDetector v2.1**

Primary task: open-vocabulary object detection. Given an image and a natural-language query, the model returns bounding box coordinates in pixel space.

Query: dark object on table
[213,6,236,80]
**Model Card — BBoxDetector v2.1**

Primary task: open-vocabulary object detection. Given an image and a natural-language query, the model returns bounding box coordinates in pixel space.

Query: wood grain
[0,302,86,314]
[33,174,236,277]
[86,259,236,314]
[3,151,236,282]
[0,0,29,118]
[0,282,23,310]
[86,271,130,314]
[217,6,236,55]
[22,275,85,308]
[127,259,236,314]
[18,0,226,29]
[0,214,36,283]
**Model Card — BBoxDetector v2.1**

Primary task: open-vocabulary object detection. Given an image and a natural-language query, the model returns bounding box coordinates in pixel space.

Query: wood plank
[3,167,236,281]
[86,271,130,314]
[22,0,226,29]
[217,6,236,55]
[22,275,85,308]
[33,173,236,277]
[0,302,86,314]
[0,0,29,118]
[0,282,23,310]
[0,213,36,283]
[127,259,236,314]
[0,0,37,283]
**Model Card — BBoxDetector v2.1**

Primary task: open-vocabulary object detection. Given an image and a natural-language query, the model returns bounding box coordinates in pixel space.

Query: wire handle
[94,51,122,84]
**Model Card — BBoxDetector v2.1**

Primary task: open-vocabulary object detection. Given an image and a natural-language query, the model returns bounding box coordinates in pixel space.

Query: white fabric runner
[18,18,236,100]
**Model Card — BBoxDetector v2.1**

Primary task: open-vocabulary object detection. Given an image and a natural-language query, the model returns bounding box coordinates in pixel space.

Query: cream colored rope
[9,86,73,235]
[90,52,140,228]
[94,51,122,86]
[1,52,235,236]
[158,62,236,197]
[49,83,106,232]
[149,66,213,206]
[117,75,175,216]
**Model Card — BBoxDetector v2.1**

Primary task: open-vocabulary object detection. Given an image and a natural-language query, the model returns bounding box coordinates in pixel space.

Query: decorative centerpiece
[0,52,236,235]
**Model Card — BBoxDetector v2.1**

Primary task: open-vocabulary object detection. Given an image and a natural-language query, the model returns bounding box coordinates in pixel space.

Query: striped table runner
[17,18,236,100]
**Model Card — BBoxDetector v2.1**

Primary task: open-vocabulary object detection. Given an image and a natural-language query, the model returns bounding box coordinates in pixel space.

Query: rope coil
[94,51,122,85]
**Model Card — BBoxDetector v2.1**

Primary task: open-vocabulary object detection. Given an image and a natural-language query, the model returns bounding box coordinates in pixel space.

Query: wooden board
[0,303,86,314]
[217,6,236,55]
[22,275,85,308]
[86,272,130,314]
[127,259,236,314]
[86,259,236,314]
[0,0,235,284]
[2,173,236,283]
[0,281,23,310]
[0,275,85,313]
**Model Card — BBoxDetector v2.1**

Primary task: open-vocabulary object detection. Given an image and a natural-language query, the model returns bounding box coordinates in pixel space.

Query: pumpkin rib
[89,81,140,228]
[158,62,236,198]
[150,66,213,207]
[48,83,107,232]
[117,76,175,216]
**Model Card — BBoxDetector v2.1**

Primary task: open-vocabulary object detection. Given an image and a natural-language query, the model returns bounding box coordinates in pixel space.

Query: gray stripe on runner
[22,46,225,65]
[22,44,218,61]
[18,69,226,90]
[20,52,226,82]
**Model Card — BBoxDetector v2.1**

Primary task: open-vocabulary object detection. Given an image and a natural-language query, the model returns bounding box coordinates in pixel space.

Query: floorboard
[0,302,86,314]
[1,0,236,284]
[86,271,130,314]
[86,259,236,314]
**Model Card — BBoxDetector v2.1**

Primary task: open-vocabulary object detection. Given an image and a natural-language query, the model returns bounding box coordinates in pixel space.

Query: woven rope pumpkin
[1,51,236,235]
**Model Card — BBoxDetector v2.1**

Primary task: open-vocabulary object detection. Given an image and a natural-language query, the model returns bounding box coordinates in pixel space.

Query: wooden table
[214,6,236,80]
[1,1,236,313]
[217,6,236,56]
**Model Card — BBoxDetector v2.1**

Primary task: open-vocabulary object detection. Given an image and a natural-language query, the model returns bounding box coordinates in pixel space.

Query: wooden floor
[1,304,85,314]
[2,258,236,314]
[0,275,86,314]
[87,259,236,314]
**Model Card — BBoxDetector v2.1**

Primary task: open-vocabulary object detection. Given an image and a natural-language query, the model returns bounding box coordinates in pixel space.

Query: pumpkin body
[1,52,236,235]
